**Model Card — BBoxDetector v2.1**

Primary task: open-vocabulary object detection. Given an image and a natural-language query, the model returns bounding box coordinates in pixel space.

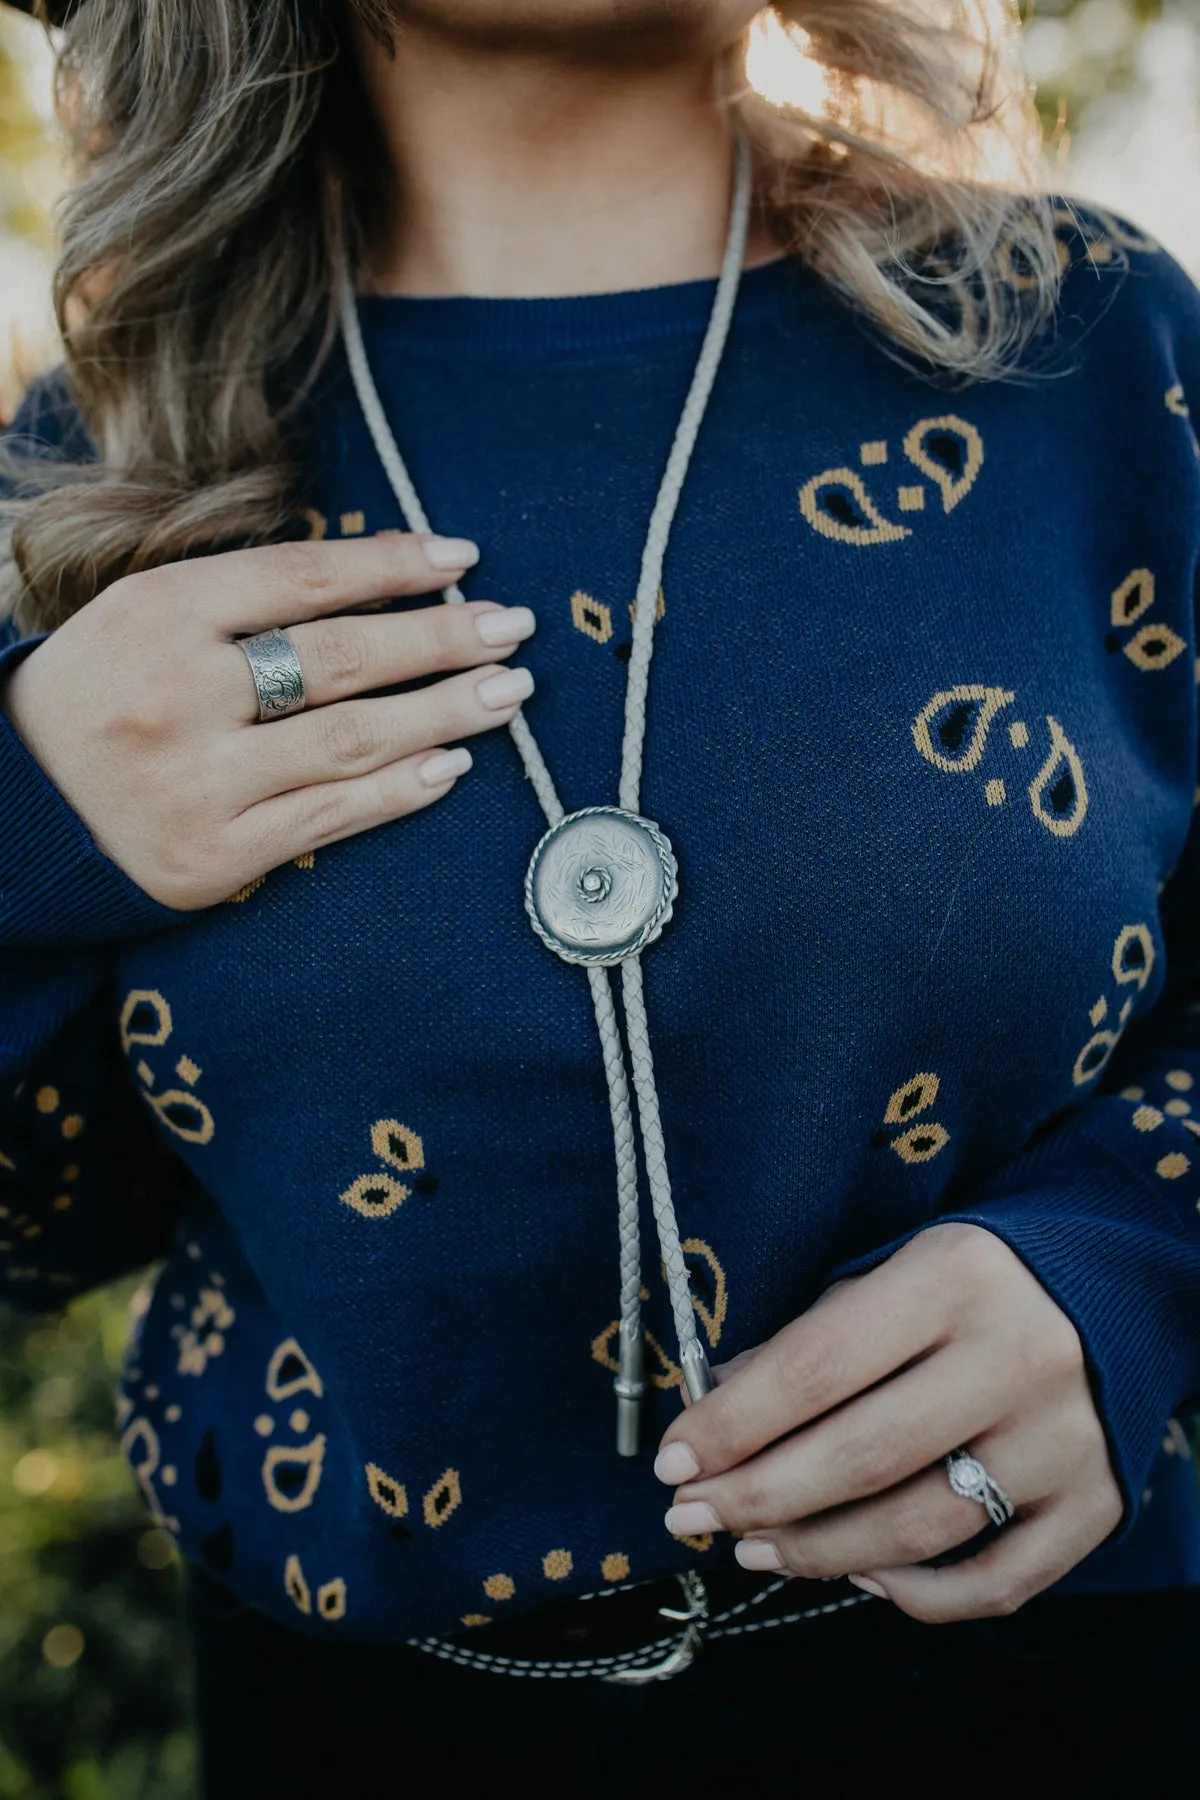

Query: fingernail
[477,667,534,710]
[425,536,480,571]
[664,1501,722,1537]
[653,1442,700,1485]
[735,1539,784,1572]
[418,747,473,787]
[476,606,536,648]
[848,1575,889,1599]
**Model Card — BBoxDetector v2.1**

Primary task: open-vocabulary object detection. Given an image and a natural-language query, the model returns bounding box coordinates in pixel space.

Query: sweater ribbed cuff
[0,636,185,947]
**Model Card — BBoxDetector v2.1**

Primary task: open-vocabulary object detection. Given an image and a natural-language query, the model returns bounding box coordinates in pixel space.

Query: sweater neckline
[353,254,803,359]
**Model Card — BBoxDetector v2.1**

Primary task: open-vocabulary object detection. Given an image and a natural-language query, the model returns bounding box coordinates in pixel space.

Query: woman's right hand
[1,534,534,910]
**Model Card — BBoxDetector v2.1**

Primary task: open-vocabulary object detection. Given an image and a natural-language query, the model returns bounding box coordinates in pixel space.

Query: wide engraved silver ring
[239,627,307,721]
[946,1448,1015,1530]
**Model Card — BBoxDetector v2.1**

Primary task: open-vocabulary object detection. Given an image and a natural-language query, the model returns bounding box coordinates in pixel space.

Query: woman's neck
[354,23,773,297]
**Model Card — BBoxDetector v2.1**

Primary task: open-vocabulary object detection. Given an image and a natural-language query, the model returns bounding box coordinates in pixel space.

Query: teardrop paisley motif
[1123,623,1186,672]
[120,989,173,1053]
[681,1238,728,1348]
[1028,717,1089,838]
[1073,1030,1121,1087]
[798,469,911,545]
[285,1553,312,1614]
[590,1319,682,1391]
[883,1072,939,1125]
[148,1088,215,1146]
[370,1121,425,1173]
[1113,924,1155,990]
[317,1578,347,1621]
[366,1461,409,1519]
[121,1417,165,1523]
[262,1434,326,1513]
[902,417,984,513]
[892,1122,951,1165]
[1111,570,1155,627]
[340,1173,408,1218]
[422,1468,463,1530]
[266,1338,324,1401]
[912,686,1015,774]
[1071,923,1156,1086]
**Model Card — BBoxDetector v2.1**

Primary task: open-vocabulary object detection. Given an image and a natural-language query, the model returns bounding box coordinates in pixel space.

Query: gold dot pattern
[1133,1105,1164,1133]
[1156,1153,1190,1180]
[601,1554,630,1583]
[542,1549,573,1581]
[483,1574,515,1601]
[35,1087,59,1114]
[1166,1070,1194,1092]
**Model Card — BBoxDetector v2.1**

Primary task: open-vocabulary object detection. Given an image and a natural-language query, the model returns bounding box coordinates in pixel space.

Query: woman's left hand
[654,1223,1123,1622]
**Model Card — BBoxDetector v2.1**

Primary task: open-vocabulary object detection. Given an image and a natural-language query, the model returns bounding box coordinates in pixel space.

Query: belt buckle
[602,1571,709,1685]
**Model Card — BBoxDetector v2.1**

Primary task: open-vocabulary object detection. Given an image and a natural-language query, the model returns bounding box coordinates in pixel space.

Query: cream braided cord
[338,136,752,1443]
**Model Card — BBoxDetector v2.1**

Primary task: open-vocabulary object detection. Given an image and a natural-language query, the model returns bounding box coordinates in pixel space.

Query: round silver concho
[525,806,679,967]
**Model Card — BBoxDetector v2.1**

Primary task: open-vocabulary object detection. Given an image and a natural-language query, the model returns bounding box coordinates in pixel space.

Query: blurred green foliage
[0,1284,194,1800]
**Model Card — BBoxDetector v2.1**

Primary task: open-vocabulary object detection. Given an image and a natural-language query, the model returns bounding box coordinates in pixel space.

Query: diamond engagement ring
[945,1449,1016,1529]
[239,627,307,721]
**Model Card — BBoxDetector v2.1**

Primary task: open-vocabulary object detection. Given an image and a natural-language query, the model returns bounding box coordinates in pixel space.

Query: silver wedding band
[239,628,307,722]
[946,1448,1015,1529]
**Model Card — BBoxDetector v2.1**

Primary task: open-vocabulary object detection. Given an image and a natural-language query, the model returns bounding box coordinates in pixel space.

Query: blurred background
[0,2,1198,1795]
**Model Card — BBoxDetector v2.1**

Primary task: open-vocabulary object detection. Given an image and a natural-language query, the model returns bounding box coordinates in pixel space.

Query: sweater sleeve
[0,953,183,1311]
[837,265,1200,1528]
[0,380,187,1307]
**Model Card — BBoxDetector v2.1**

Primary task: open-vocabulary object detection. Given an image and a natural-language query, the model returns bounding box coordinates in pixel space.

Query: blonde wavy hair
[2,0,1059,628]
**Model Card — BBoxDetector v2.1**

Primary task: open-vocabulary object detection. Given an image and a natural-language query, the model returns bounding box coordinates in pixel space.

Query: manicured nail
[653,1442,700,1485]
[735,1539,784,1572]
[476,606,536,648]
[664,1501,721,1537]
[424,536,480,571]
[848,1575,889,1599]
[477,667,534,710]
[419,747,473,788]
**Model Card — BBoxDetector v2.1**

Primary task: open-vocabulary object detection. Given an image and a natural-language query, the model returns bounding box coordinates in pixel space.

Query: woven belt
[410,1569,873,1683]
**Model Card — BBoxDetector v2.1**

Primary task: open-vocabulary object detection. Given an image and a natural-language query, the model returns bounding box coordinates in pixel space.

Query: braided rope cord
[338,136,752,1437]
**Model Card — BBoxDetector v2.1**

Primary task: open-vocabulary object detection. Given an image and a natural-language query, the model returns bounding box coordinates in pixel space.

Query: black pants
[190,1575,1200,1797]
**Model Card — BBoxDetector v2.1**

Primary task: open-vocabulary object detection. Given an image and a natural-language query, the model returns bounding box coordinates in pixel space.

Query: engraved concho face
[525,808,678,966]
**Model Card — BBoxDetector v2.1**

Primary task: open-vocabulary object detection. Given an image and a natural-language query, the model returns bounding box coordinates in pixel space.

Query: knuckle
[310,622,370,689]
[776,1537,822,1579]
[1038,1306,1085,1380]
[899,1592,949,1626]
[426,605,465,663]
[891,1506,951,1566]
[727,1471,774,1530]
[940,1222,1006,1293]
[831,1431,891,1497]
[320,705,377,770]
[984,1585,1029,1619]
[273,541,335,593]
[299,787,350,843]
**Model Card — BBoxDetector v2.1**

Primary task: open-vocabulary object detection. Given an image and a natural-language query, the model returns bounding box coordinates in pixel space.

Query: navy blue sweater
[3,218,1200,1642]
